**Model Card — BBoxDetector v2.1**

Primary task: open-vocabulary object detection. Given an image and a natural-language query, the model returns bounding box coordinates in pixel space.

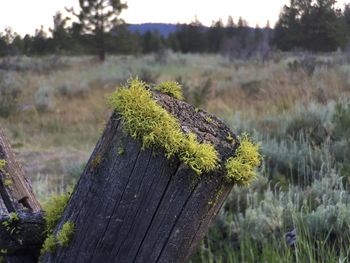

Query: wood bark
[43,92,239,263]
[0,129,44,262]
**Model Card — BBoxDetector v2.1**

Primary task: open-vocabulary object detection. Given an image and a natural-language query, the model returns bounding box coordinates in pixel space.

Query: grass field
[1,52,350,262]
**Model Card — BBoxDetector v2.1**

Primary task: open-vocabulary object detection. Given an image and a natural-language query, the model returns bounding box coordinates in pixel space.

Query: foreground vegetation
[1,52,350,262]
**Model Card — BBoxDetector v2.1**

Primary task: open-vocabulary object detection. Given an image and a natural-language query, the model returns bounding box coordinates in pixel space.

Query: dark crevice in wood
[18,196,33,212]
[131,165,180,263]
[87,148,144,261]
[155,179,200,262]
[0,179,15,213]
[110,150,154,260]
[184,183,229,262]
[55,118,122,263]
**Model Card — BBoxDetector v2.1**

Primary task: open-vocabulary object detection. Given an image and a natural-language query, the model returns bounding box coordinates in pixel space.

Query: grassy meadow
[1,52,350,262]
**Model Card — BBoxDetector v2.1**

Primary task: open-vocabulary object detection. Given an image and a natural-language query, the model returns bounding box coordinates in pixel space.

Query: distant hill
[127,23,268,38]
[127,23,179,37]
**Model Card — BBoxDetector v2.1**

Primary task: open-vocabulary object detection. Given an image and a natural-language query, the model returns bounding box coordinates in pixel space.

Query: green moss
[3,179,12,186]
[91,154,102,171]
[40,221,75,255]
[0,159,6,172]
[40,192,72,255]
[109,78,219,175]
[154,81,184,100]
[117,146,125,156]
[57,221,75,247]
[2,212,20,235]
[206,117,213,123]
[43,192,70,234]
[225,135,261,186]
[41,234,56,254]
[226,132,234,143]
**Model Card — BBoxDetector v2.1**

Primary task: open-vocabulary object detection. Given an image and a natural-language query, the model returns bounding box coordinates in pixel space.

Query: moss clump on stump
[154,81,184,100]
[109,78,261,183]
[57,221,75,247]
[225,135,261,185]
[0,160,6,172]
[40,192,71,255]
[109,78,219,175]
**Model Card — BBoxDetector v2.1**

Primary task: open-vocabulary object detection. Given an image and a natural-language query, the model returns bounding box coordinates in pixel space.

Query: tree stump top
[154,91,238,161]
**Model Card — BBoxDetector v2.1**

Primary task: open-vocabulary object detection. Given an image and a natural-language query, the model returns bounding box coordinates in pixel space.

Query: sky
[0,0,348,36]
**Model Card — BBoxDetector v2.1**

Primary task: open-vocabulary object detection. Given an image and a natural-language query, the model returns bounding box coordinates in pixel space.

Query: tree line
[0,0,350,60]
[0,14,272,60]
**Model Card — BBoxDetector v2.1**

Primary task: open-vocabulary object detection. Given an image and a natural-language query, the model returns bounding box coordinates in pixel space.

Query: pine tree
[67,0,127,60]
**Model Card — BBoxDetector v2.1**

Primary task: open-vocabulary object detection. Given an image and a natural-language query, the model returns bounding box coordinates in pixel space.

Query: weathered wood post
[0,129,45,262]
[0,79,260,263]
[41,79,259,263]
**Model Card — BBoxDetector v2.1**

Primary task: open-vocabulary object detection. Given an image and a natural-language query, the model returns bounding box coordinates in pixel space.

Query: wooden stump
[44,91,239,263]
[0,129,44,262]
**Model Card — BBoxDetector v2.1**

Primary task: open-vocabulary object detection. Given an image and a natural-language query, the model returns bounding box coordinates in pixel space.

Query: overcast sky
[0,0,348,36]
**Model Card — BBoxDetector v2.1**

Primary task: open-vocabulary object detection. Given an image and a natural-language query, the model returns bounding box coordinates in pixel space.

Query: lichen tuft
[41,234,56,254]
[43,192,70,234]
[0,160,6,172]
[57,221,75,247]
[225,134,261,185]
[108,78,218,175]
[154,81,184,100]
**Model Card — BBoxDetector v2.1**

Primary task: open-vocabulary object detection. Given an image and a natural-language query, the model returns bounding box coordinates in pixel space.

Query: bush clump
[0,72,21,118]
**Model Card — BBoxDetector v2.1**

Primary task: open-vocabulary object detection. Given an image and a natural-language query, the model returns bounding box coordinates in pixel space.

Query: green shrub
[0,72,21,117]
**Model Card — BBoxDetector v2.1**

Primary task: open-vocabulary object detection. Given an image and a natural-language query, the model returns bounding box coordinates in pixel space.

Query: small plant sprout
[117,146,125,156]
[2,212,20,235]
[154,81,184,100]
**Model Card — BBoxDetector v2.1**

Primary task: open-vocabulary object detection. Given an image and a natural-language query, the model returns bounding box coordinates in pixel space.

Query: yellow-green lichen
[43,192,70,234]
[154,81,184,100]
[225,135,261,186]
[226,132,234,143]
[57,221,75,247]
[117,146,125,156]
[41,234,56,254]
[41,221,75,255]
[2,212,20,235]
[40,192,71,255]
[0,160,6,172]
[109,78,219,175]
[206,117,213,123]
[3,179,12,186]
